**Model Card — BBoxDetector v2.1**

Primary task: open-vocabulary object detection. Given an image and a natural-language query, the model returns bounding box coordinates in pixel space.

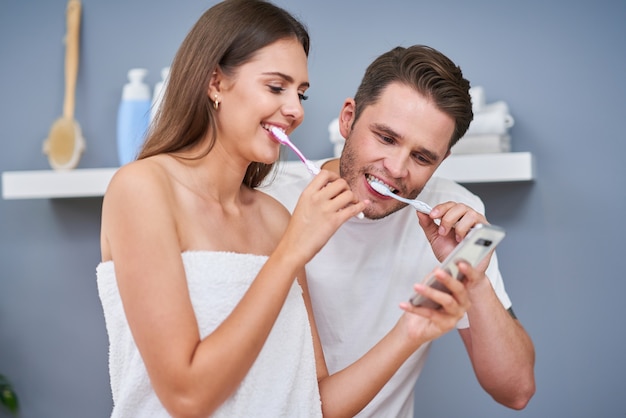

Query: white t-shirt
[261,161,511,418]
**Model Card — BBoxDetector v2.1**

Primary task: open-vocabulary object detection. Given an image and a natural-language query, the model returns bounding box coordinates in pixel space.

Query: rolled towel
[466,101,515,136]
[469,86,486,112]
[452,134,511,155]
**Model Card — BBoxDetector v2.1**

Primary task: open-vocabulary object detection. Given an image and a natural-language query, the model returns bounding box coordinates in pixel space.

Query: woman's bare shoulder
[100,157,178,260]
[106,157,171,196]
[102,157,177,230]
[251,187,291,233]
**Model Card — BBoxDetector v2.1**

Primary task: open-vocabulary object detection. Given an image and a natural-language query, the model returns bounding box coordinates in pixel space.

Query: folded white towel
[466,101,515,136]
[452,134,511,154]
[96,251,322,417]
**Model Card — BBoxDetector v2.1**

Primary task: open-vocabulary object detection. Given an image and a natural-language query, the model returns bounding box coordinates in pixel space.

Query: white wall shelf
[2,152,534,200]
[435,152,534,183]
[2,167,117,199]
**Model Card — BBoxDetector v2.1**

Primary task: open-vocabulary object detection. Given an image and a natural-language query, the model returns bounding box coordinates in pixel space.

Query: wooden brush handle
[63,0,81,119]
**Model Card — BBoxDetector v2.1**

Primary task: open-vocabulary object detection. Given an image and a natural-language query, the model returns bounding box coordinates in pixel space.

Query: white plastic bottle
[116,68,151,166]
[150,66,170,122]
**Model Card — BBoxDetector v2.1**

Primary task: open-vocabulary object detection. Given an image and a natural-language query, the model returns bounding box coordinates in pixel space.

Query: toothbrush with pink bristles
[269,126,364,219]
[269,126,320,175]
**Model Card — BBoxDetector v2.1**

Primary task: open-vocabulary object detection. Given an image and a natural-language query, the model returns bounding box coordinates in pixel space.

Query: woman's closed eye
[268,85,285,95]
[268,85,308,102]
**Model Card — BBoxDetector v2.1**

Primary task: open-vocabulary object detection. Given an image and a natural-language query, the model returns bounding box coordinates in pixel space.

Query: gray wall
[1,0,624,417]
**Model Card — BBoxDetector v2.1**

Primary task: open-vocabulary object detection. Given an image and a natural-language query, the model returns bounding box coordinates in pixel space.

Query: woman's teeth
[262,123,284,133]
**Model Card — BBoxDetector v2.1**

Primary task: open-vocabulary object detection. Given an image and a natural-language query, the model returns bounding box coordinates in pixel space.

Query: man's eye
[379,134,394,144]
[412,153,430,164]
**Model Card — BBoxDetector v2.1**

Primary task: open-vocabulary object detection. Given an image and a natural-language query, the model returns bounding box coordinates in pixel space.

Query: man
[263,45,535,417]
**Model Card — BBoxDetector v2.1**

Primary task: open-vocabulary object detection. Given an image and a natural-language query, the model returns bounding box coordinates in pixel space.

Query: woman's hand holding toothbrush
[280,170,365,263]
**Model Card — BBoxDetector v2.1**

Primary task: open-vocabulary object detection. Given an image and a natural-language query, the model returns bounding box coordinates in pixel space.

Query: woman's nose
[281,94,304,123]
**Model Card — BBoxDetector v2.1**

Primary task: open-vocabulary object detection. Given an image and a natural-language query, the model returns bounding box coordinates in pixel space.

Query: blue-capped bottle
[116,68,151,166]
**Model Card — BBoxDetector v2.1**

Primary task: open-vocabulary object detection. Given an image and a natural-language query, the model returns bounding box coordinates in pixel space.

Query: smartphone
[409,223,506,308]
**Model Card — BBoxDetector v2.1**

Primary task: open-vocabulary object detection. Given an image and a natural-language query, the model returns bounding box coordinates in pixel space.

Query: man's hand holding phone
[409,223,506,309]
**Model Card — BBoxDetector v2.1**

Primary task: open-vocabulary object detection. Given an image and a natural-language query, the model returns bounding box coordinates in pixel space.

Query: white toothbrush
[370,181,433,215]
[269,126,320,175]
[269,126,364,219]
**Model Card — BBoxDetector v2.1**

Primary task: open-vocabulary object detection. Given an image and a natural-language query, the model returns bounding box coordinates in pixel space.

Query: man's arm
[416,204,536,410]
[457,262,536,410]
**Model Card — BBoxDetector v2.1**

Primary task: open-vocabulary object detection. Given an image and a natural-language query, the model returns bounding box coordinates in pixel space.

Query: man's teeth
[366,175,397,193]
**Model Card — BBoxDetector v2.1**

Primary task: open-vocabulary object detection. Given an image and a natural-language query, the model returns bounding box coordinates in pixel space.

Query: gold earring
[213,95,220,110]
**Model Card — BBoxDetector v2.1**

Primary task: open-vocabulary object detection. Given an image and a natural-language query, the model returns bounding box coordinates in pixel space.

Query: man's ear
[338,98,356,139]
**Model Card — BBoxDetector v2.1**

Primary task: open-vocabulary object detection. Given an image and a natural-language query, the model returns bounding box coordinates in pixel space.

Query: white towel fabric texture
[96,251,322,418]
[451,134,511,155]
[469,85,487,112]
[457,86,516,154]
[466,100,515,136]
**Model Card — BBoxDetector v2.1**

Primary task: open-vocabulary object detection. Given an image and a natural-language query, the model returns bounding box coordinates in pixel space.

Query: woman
[97,1,468,417]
